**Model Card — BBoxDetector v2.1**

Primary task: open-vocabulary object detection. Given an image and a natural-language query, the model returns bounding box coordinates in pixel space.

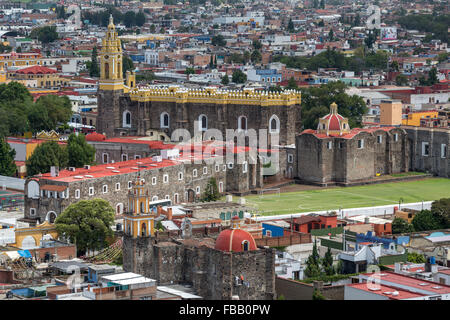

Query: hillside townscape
[0,0,448,305]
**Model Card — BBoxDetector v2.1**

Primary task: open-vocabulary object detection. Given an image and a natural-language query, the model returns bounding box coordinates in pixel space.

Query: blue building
[262,221,289,237]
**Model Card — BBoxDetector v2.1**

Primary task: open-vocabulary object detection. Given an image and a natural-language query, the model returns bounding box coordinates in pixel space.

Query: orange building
[380,99,403,126]
[292,213,337,233]
[402,110,439,127]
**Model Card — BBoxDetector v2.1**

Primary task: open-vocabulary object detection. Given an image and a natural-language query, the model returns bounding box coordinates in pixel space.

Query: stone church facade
[96,17,302,149]
[296,103,410,185]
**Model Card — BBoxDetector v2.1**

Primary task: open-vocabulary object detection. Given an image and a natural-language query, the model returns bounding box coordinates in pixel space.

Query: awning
[41,185,67,192]
[1,251,21,261]
[18,250,32,259]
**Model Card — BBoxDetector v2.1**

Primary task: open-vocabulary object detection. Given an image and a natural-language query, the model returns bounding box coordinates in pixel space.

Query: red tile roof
[16,65,58,75]
[361,271,450,294]
[299,126,397,139]
[347,283,427,300]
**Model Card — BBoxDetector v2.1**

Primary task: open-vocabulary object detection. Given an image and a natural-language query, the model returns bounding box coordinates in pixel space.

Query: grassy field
[241,178,450,216]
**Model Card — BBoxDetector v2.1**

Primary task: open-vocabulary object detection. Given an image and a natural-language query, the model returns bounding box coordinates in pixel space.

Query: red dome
[328,114,341,131]
[215,228,257,252]
[86,132,106,141]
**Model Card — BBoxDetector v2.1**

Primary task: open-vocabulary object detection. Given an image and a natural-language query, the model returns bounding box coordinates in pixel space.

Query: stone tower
[123,176,155,238]
[97,15,124,138]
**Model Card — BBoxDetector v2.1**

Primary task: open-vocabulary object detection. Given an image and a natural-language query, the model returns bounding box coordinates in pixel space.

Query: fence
[379,252,408,265]
[311,226,343,237]
[255,233,311,247]
[320,238,344,250]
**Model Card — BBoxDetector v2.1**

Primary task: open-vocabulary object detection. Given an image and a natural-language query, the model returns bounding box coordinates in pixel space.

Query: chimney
[167,207,173,220]
[394,262,402,273]
[157,205,162,217]
[364,217,370,224]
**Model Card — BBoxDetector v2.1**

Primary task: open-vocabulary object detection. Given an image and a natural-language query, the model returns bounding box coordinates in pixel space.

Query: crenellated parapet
[129,86,302,106]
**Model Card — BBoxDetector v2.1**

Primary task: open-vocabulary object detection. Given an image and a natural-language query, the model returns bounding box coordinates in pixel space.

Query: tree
[305,240,321,278]
[122,55,134,78]
[67,134,96,168]
[123,11,136,28]
[33,95,72,131]
[390,61,399,71]
[411,210,441,232]
[209,55,215,69]
[26,141,68,176]
[322,247,335,275]
[0,136,16,176]
[136,10,146,27]
[287,19,294,32]
[438,52,449,63]
[55,199,115,256]
[221,74,229,85]
[211,34,226,47]
[300,81,368,129]
[407,252,426,263]
[396,74,409,86]
[201,177,221,202]
[392,217,415,234]
[243,51,251,64]
[252,39,262,50]
[431,198,450,229]
[286,77,298,90]
[150,24,156,33]
[427,67,438,86]
[364,30,377,50]
[185,67,195,75]
[328,29,334,41]
[320,0,325,9]
[89,46,100,77]
[232,69,247,84]
[250,50,262,63]
[30,26,59,44]
[312,289,326,300]
[0,82,34,136]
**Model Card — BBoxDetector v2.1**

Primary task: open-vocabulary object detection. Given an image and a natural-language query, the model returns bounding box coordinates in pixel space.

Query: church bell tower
[99,15,124,90]
[97,15,124,138]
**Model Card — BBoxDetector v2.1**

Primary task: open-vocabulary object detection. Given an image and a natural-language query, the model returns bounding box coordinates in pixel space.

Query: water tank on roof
[430,256,436,265]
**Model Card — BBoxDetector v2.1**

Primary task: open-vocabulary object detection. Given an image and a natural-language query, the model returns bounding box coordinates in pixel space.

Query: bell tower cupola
[99,15,124,90]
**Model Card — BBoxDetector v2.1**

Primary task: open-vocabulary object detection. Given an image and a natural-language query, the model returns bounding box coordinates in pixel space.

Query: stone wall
[296,128,410,185]
[404,126,449,178]
[25,157,228,222]
[99,89,301,147]
[122,234,276,300]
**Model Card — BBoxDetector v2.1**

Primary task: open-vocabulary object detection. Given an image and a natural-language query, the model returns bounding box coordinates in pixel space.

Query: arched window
[123,110,131,128]
[238,116,247,131]
[141,223,146,237]
[242,240,250,251]
[160,112,169,128]
[198,114,207,131]
[140,201,145,213]
[104,62,109,79]
[269,115,280,133]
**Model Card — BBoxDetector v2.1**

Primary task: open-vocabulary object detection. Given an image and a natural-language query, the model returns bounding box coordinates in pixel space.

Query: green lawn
[241,178,450,216]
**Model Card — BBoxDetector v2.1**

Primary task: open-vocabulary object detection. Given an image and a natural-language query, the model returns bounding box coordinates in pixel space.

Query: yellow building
[394,210,418,224]
[123,177,155,238]
[100,15,124,91]
[380,100,403,126]
[5,65,68,88]
[402,111,439,127]
[99,15,136,93]
[0,52,42,69]
[13,221,59,249]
